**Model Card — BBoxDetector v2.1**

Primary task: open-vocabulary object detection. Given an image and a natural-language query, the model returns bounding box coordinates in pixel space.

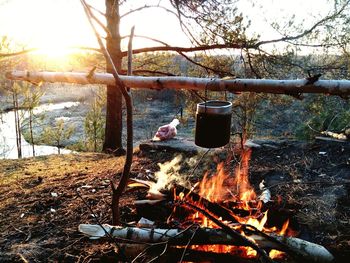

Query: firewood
[321,131,347,140]
[79,224,334,262]
[174,184,241,223]
[128,179,242,223]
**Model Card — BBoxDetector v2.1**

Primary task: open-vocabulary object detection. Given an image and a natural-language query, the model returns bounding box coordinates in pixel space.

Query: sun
[1,0,96,59]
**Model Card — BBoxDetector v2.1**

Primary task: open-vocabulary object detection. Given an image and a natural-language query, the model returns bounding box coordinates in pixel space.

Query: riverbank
[0,83,98,112]
[1,84,195,157]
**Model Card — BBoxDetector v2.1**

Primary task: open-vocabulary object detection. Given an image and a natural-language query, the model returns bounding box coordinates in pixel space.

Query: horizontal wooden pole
[6,70,350,96]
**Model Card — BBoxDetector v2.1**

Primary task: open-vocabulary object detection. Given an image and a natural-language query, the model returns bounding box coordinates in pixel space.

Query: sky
[0,0,333,56]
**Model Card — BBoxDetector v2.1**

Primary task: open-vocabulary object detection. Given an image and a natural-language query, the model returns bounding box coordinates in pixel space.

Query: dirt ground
[0,139,349,262]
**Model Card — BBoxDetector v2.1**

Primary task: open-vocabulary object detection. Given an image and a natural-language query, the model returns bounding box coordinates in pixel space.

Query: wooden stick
[6,71,350,96]
[81,0,134,226]
[79,224,334,262]
[174,184,241,223]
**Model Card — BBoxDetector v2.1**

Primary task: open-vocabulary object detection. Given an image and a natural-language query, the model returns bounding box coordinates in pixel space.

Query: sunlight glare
[1,0,95,57]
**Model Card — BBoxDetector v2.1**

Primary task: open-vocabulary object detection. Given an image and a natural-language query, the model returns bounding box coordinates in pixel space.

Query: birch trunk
[6,71,350,96]
[79,224,334,263]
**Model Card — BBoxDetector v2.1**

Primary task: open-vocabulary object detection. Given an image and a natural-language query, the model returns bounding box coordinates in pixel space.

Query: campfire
[173,149,289,260]
[79,146,334,262]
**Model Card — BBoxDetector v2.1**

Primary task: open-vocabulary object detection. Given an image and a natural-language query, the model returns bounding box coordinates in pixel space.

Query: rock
[139,137,202,154]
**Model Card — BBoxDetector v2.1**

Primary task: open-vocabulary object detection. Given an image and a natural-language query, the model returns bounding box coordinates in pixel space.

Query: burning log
[79,224,334,262]
[120,244,257,263]
[122,244,258,263]
[174,184,241,223]
[129,179,267,223]
[6,70,350,96]
[128,179,244,223]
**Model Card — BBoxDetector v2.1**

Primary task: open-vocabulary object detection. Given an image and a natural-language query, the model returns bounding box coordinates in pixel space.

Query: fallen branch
[320,131,348,140]
[79,224,334,263]
[6,71,350,96]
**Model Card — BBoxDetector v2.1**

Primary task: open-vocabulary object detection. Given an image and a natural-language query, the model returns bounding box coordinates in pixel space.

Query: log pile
[79,179,334,262]
[79,224,334,262]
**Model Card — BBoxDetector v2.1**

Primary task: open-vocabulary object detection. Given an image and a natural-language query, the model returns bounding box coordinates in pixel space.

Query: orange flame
[172,147,293,259]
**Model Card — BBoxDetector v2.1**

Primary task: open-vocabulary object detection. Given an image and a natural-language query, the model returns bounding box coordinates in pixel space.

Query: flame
[269,249,285,259]
[171,147,294,259]
[280,219,290,236]
[198,163,229,203]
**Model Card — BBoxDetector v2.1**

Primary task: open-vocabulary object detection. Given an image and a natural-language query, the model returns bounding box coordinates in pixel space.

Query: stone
[139,137,202,154]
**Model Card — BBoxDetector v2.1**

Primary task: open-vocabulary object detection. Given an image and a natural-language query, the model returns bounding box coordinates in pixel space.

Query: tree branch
[86,3,105,17]
[255,0,350,47]
[120,35,236,76]
[0,46,102,59]
[122,43,246,56]
[0,48,37,58]
[120,4,178,19]
[85,3,110,37]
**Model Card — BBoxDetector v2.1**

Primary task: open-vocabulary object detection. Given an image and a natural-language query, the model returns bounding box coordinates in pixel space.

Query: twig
[146,243,169,263]
[189,148,210,176]
[17,253,29,263]
[75,190,110,238]
[179,225,200,263]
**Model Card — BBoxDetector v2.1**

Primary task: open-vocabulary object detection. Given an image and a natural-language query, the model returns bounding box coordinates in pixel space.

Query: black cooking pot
[195,100,232,148]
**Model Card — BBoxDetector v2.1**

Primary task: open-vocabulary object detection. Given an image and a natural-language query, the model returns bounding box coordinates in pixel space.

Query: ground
[0,139,349,262]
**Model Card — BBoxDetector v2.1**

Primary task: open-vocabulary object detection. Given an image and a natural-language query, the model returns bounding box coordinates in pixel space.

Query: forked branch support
[6,71,350,96]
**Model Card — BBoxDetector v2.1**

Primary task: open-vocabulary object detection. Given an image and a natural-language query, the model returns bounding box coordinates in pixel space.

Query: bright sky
[0,0,332,56]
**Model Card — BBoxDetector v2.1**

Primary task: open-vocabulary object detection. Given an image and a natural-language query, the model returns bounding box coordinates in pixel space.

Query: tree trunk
[57,139,61,154]
[103,0,124,154]
[29,108,35,156]
[94,126,97,152]
[12,90,22,158]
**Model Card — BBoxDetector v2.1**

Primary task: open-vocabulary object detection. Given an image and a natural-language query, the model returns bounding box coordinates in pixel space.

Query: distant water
[0,102,79,159]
